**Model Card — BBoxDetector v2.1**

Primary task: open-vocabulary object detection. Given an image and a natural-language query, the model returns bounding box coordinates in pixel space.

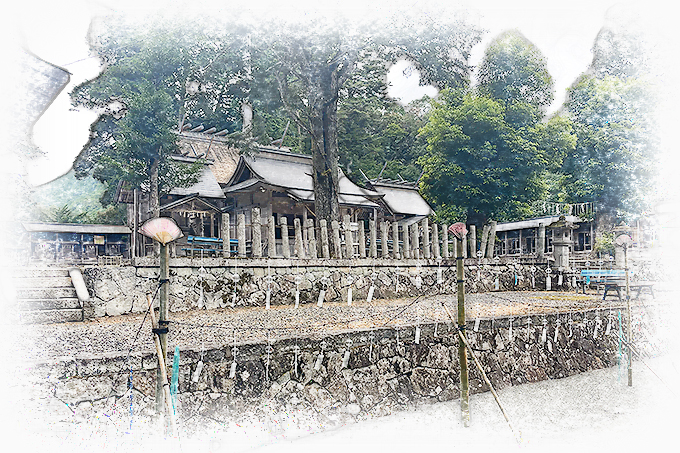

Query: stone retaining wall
[82,258,557,318]
[30,306,662,433]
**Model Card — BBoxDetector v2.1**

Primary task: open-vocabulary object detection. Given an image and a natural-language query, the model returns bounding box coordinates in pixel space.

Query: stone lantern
[547,215,578,270]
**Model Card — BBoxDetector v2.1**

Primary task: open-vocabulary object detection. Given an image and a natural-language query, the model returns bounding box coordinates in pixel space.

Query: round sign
[615,234,633,246]
[448,222,468,240]
[608,255,614,262]
[546,267,552,274]
[476,250,483,258]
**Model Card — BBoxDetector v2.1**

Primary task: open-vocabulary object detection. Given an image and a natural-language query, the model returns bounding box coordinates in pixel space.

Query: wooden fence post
[280,216,290,258]
[237,213,246,258]
[252,208,262,258]
[268,216,276,258]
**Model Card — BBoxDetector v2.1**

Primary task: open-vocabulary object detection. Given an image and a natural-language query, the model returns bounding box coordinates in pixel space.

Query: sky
[9,0,677,190]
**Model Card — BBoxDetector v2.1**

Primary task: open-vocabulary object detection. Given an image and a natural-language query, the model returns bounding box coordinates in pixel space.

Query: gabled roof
[224,147,382,208]
[495,215,585,232]
[368,180,434,217]
[160,194,223,212]
[23,222,131,234]
[177,131,240,185]
[168,156,226,199]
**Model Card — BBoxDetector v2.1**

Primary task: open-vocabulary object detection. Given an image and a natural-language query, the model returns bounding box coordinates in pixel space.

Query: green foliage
[593,231,615,255]
[41,205,87,224]
[562,75,657,216]
[477,31,554,112]
[419,87,575,224]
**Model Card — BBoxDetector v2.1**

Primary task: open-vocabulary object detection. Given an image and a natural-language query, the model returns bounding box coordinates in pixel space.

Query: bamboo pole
[455,237,470,427]
[147,294,178,437]
[440,300,522,446]
[624,243,632,386]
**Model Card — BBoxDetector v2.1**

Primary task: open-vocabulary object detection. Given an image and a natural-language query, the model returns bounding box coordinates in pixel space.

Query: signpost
[449,222,469,427]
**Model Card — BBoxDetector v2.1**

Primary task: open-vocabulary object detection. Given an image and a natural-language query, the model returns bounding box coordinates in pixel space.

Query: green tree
[71,16,250,213]
[255,11,481,224]
[562,74,657,216]
[419,89,573,225]
[419,32,572,225]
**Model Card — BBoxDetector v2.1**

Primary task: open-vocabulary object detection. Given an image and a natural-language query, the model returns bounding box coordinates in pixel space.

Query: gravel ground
[11,290,655,363]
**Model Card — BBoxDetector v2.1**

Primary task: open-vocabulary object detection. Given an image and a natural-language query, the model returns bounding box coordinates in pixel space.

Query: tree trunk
[311,67,340,225]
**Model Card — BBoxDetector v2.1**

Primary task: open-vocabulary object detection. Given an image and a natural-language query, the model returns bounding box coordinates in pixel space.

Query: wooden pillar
[268,216,276,258]
[432,223,440,259]
[480,224,490,259]
[403,222,411,259]
[369,219,377,258]
[331,220,342,259]
[392,220,400,259]
[358,220,366,258]
[306,218,317,259]
[486,220,497,258]
[237,213,246,257]
[422,218,431,259]
[252,208,262,258]
[280,216,290,258]
[380,221,389,258]
[442,223,449,259]
[462,228,468,258]
[537,224,546,259]
[469,224,477,258]
[294,218,305,258]
[320,219,330,259]
[221,212,230,257]
[411,222,420,259]
[343,214,353,259]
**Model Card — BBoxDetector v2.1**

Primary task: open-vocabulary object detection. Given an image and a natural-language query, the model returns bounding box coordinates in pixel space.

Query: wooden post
[380,221,389,258]
[537,224,546,259]
[442,224,449,259]
[294,218,305,258]
[343,215,353,259]
[331,220,342,259]
[280,216,290,258]
[392,220,400,259]
[320,219,330,259]
[625,243,632,386]
[480,224,490,259]
[268,216,276,258]
[411,223,420,260]
[221,212,230,257]
[358,220,366,258]
[307,219,317,259]
[369,219,377,258]
[237,213,246,257]
[252,208,262,258]
[403,223,411,259]
[486,220,497,258]
[469,225,476,258]
[455,236,470,427]
[422,218,431,259]
[432,223,440,259]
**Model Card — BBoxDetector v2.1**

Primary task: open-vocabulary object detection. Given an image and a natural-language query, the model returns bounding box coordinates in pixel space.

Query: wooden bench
[182,236,225,257]
[578,269,654,300]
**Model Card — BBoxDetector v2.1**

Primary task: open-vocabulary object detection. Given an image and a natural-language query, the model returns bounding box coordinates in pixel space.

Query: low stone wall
[81,257,557,318]
[31,306,660,433]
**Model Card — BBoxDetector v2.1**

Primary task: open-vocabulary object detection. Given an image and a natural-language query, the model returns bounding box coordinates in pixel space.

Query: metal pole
[625,243,632,386]
[456,237,470,427]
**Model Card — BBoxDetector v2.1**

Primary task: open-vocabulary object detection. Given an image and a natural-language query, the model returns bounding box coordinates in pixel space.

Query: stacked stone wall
[82,258,561,318]
[32,307,659,432]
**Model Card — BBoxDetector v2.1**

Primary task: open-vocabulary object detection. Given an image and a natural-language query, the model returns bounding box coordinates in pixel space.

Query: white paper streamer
[347,287,352,306]
[192,360,204,383]
[367,285,375,303]
[546,275,552,291]
[317,289,325,307]
[474,318,481,332]
[342,350,351,368]
[314,352,324,371]
[229,360,237,379]
[415,326,421,344]
[265,288,271,310]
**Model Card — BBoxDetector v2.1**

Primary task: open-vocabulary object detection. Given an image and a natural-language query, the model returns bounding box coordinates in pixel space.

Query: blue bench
[182,236,225,256]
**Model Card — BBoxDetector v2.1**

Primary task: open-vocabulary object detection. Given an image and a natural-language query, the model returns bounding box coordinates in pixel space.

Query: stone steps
[13,267,84,324]
[19,309,83,324]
